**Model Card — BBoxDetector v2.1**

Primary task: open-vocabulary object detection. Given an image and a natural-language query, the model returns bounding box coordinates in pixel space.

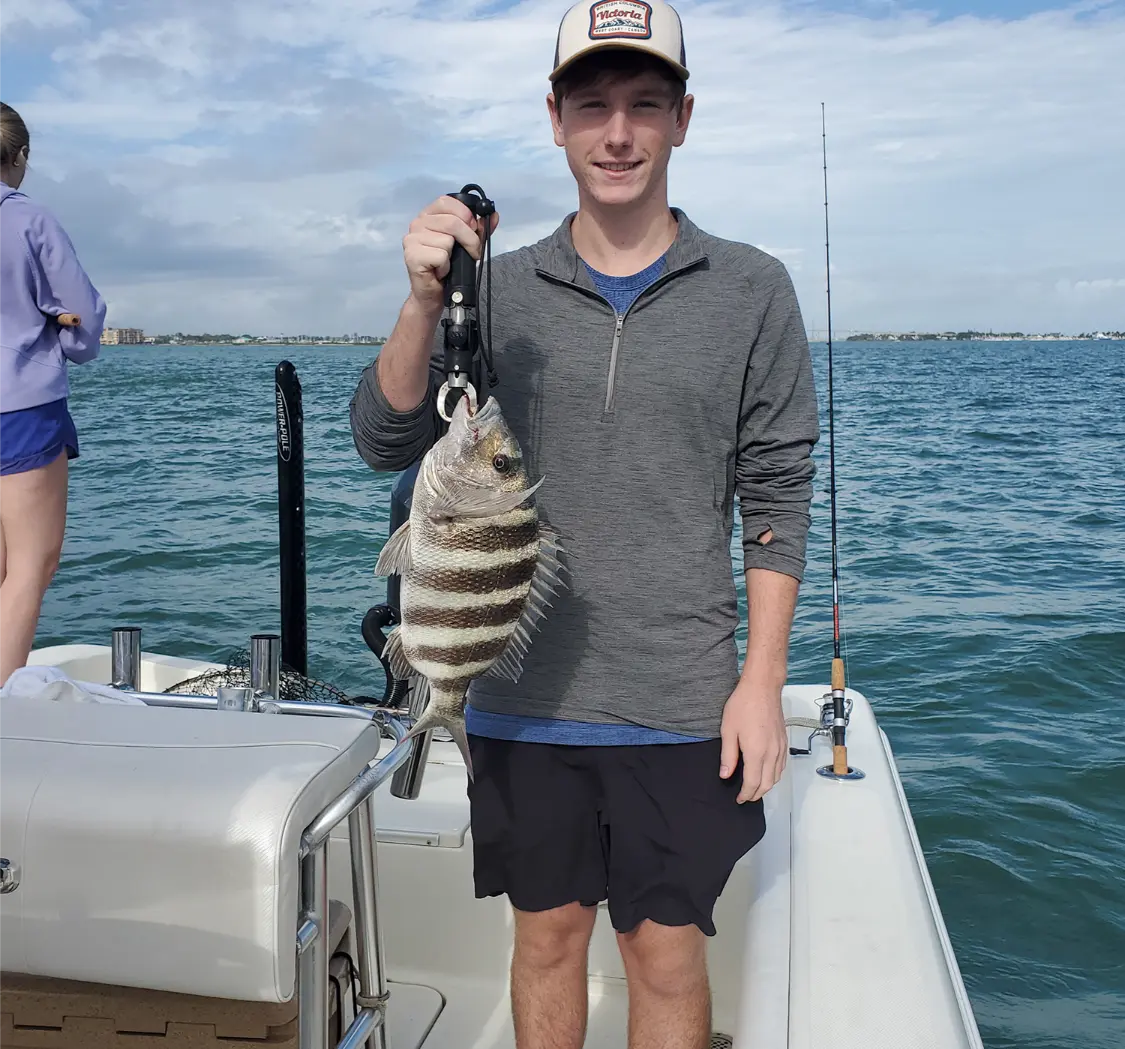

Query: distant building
[101,327,145,345]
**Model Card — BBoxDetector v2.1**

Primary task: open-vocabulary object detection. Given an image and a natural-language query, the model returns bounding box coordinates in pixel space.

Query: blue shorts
[0,398,79,476]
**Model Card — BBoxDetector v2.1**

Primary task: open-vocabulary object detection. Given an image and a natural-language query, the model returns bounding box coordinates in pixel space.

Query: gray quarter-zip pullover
[350,209,820,739]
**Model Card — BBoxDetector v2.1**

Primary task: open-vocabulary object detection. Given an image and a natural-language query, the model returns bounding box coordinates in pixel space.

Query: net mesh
[163,647,362,706]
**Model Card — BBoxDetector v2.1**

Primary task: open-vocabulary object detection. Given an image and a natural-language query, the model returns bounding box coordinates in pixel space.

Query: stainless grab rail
[297,715,410,1049]
[300,717,412,856]
[105,626,415,1048]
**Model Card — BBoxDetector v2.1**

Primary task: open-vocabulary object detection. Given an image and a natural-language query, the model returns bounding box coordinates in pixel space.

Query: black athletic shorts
[466,734,766,936]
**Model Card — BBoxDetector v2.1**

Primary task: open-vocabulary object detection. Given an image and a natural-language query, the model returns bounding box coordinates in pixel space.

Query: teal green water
[38,338,1125,1048]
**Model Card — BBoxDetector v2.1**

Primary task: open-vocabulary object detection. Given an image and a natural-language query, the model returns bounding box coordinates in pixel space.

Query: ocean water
[37,337,1125,1049]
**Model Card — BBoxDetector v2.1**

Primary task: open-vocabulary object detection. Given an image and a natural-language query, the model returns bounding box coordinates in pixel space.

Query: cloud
[1055,277,1125,299]
[3,0,1123,336]
[0,0,85,34]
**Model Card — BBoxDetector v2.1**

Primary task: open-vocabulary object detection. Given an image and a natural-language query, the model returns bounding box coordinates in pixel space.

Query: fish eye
[492,454,511,473]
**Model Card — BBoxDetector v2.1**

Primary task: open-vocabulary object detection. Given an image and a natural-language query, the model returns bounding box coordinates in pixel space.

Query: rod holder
[110,627,141,690]
[250,633,282,702]
[389,679,433,801]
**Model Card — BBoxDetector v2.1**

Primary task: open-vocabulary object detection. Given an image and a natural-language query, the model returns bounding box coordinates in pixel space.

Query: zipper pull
[605,313,625,414]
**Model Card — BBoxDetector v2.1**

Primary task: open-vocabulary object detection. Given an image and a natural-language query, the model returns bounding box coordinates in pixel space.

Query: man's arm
[349,299,445,472]
[742,567,799,690]
[377,295,445,412]
[719,259,820,803]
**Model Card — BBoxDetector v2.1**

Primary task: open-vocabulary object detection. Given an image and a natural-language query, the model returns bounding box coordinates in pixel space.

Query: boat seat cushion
[0,697,382,1003]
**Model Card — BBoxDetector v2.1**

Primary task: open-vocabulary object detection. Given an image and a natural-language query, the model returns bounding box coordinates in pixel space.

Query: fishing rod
[819,102,857,781]
[436,184,498,421]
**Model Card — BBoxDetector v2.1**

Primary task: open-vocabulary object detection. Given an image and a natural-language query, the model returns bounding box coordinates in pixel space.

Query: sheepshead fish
[374,392,566,779]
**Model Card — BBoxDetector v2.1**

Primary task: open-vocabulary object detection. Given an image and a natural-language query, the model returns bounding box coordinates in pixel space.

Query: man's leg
[617,919,710,1049]
[466,735,607,1049]
[511,901,597,1049]
[600,739,767,1049]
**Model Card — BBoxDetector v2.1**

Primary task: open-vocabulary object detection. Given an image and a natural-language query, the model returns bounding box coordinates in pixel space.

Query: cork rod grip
[56,313,81,327]
[831,657,849,773]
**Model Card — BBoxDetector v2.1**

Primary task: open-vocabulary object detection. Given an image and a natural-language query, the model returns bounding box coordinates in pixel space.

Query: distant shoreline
[102,340,387,349]
[102,334,1125,349]
[839,332,1124,342]
[116,339,384,348]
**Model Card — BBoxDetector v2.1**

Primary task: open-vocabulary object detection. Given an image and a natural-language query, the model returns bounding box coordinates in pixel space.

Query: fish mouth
[444,392,505,456]
[472,396,501,422]
[452,391,501,426]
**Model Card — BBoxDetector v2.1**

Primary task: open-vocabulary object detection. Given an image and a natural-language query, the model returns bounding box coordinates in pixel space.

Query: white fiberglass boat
[0,632,984,1049]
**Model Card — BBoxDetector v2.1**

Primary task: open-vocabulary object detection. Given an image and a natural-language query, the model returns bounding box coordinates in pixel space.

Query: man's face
[548,69,693,209]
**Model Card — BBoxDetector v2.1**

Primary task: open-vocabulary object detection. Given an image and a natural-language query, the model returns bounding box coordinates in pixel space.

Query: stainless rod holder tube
[250,633,282,702]
[347,793,389,1048]
[110,627,141,690]
[298,843,329,1049]
[389,679,432,800]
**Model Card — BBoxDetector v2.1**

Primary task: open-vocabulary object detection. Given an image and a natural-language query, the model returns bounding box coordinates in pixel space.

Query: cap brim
[549,40,689,84]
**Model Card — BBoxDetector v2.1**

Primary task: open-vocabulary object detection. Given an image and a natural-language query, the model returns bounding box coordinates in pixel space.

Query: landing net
[163,647,359,705]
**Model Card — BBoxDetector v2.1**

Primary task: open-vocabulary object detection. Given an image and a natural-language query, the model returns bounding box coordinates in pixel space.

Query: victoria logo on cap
[588,1,653,41]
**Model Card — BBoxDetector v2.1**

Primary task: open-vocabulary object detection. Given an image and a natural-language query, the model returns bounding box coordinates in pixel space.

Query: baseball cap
[550,1,689,84]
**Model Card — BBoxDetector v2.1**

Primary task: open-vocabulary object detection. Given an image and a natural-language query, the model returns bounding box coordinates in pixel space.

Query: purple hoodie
[1,182,106,413]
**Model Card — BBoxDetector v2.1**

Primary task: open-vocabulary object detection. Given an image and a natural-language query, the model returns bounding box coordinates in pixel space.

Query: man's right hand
[403,195,500,315]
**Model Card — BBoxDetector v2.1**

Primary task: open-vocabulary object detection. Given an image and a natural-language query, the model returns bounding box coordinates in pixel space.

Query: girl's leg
[0,452,69,685]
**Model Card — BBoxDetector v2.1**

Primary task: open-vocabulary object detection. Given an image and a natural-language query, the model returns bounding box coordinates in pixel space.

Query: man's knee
[617,919,708,997]
[513,902,596,971]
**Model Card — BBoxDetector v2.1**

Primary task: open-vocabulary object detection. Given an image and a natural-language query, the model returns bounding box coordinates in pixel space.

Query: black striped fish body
[374,394,566,779]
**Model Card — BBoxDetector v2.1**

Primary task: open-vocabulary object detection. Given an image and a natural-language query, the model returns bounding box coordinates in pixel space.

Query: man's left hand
[718,682,788,804]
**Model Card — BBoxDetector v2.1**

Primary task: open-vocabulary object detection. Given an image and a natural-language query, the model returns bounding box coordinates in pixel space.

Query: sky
[2,0,1122,338]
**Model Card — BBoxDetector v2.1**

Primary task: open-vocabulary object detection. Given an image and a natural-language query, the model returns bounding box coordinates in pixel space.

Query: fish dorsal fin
[374,520,412,578]
[429,477,545,524]
[484,523,569,683]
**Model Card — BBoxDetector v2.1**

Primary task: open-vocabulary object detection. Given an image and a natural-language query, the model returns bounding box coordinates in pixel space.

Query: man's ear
[547,92,565,147]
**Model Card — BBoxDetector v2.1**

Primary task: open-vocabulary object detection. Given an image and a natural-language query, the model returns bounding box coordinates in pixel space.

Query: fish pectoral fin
[483,522,569,683]
[428,477,545,523]
[374,520,413,577]
[380,624,416,681]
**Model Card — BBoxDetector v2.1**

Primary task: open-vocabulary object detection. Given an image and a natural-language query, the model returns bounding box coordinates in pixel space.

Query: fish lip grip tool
[437,184,497,423]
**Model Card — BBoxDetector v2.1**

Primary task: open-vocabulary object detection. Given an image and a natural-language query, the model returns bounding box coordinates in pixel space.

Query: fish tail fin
[401,699,474,782]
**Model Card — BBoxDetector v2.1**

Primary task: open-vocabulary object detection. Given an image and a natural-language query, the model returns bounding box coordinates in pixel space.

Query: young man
[350,3,820,1046]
